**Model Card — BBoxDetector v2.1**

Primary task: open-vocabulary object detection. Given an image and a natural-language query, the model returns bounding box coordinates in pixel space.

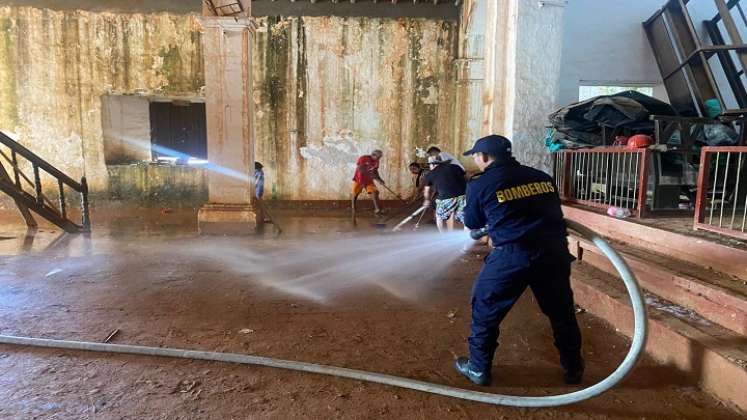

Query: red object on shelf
[627,134,653,149]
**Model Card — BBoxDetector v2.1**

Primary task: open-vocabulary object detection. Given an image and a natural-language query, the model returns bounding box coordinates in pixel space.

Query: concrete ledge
[564,205,747,280]
[569,235,747,336]
[572,264,747,414]
[197,203,262,235]
[265,200,404,211]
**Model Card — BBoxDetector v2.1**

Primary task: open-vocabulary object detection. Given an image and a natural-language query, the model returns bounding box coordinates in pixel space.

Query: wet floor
[0,209,742,419]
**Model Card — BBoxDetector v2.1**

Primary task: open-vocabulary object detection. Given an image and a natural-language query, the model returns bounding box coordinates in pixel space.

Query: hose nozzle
[470,227,489,241]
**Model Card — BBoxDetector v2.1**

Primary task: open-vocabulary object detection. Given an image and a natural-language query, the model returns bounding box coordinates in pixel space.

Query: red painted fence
[694,146,747,240]
[553,148,651,218]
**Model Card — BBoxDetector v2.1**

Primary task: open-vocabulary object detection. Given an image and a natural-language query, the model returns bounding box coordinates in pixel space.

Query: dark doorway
[149,101,207,161]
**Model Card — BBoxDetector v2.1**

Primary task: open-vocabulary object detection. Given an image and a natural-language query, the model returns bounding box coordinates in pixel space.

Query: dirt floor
[0,209,742,419]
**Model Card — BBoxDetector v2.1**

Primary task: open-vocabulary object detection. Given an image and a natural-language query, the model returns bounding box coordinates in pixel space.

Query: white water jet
[179,230,473,304]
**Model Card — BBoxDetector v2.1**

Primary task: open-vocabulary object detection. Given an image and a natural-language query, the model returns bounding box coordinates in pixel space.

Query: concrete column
[481,0,516,138]
[197,17,262,235]
[480,0,566,171]
[453,0,487,158]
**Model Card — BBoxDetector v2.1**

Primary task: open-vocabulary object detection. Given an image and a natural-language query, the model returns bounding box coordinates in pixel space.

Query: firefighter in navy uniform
[455,134,584,386]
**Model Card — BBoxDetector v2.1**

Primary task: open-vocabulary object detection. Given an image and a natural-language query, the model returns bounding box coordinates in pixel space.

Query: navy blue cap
[463,134,512,156]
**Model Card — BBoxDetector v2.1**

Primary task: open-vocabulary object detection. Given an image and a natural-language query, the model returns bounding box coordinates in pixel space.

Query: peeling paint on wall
[0,7,462,203]
[0,17,19,128]
[0,6,204,199]
[253,16,459,200]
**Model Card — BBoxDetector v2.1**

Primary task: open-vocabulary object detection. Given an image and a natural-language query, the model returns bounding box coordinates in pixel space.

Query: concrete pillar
[197,16,262,235]
[453,0,487,159]
[480,0,566,171]
[481,0,516,138]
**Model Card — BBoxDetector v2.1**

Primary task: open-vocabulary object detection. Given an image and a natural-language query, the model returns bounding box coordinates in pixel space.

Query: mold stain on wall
[253,16,458,200]
[0,6,204,204]
[0,17,19,128]
[0,6,460,203]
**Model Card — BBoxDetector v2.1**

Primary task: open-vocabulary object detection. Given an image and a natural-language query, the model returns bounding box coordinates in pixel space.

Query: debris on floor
[174,380,199,394]
[645,294,712,326]
[103,329,120,343]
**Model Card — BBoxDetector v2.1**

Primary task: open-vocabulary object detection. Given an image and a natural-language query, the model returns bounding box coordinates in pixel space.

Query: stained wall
[0,6,461,203]
[253,17,458,200]
[0,6,204,206]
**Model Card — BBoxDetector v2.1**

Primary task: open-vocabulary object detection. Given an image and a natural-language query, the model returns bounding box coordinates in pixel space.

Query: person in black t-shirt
[423,155,467,232]
[406,162,429,203]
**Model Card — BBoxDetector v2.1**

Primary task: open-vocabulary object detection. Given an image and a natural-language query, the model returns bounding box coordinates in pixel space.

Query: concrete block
[569,234,747,336]
[197,203,262,235]
[572,264,747,414]
[564,205,747,280]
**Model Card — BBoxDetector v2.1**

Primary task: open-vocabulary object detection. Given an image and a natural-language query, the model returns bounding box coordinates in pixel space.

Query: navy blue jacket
[464,158,567,248]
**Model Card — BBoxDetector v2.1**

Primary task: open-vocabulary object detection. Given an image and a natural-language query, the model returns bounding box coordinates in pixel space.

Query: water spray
[0,220,647,408]
[392,206,428,232]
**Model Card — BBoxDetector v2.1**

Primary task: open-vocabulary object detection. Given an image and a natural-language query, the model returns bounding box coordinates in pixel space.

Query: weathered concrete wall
[0,6,205,205]
[105,164,208,207]
[101,95,152,164]
[2,1,201,14]
[479,0,564,173]
[0,7,459,203]
[452,0,485,170]
[510,0,565,171]
[253,16,458,200]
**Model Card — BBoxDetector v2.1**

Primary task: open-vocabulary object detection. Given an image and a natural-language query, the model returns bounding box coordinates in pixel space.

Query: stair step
[571,263,747,414]
[0,131,89,233]
[0,178,83,233]
[564,205,747,280]
[569,234,747,336]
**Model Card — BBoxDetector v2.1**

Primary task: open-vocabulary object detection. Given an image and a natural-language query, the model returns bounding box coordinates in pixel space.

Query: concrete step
[563,205,747,280]
[569,234,747,336]
[571,263,747,414]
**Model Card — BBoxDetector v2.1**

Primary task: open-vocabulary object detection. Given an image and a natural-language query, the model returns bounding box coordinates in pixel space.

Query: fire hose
[0,220,647,408]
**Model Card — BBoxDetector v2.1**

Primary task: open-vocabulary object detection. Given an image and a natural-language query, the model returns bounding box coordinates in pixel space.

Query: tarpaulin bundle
[547,91,676,149]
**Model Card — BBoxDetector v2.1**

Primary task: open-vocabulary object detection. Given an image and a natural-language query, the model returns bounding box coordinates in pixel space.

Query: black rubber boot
[563,358,585,385]
[454,357,491,386]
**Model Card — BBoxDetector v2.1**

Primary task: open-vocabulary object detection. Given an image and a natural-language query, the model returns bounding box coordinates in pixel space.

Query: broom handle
[392,206,427,232]
[378,181,407,203]
[413,206,428,230]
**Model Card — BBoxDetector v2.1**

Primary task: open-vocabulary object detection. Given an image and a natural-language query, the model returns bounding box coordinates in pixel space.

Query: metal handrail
[0,131,84,192]
[0,131,90,232]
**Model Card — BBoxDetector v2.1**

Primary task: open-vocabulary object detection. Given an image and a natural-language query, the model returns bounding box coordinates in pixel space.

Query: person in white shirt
[427,146,466,171]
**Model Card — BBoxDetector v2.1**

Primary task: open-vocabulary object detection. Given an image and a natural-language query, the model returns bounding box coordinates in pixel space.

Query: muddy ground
[0,209,741,419]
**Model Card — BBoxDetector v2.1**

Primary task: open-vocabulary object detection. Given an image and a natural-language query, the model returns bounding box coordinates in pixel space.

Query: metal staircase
[203,0,245,16]
[0,131,90,233]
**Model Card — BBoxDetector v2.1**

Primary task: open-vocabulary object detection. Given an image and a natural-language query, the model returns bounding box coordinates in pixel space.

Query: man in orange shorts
[352,149,384,217]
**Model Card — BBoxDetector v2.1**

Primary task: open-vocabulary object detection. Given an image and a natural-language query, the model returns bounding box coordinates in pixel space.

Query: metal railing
[0,131,90,233]
[553,148,651,218]
[203,0,244,16]
[694,146,747,240]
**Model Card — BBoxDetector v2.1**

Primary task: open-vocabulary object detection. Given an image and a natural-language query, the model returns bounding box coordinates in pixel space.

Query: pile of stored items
[545,0,747,220]
[545,91,742,152]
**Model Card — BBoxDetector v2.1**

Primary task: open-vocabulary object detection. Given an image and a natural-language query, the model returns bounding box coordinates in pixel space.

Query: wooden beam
[0,160,36,229]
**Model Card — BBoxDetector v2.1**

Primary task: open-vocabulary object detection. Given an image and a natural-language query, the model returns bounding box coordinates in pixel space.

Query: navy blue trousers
[468,242,582,373]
